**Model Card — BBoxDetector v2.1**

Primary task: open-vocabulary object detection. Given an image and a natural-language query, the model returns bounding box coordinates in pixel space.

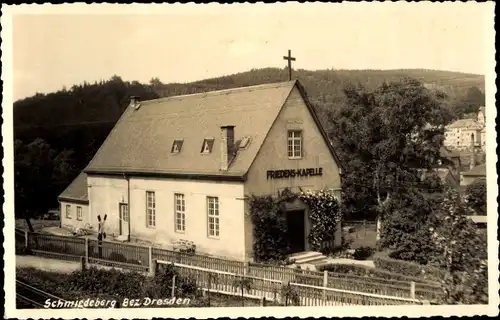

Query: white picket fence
[157,260,428,306]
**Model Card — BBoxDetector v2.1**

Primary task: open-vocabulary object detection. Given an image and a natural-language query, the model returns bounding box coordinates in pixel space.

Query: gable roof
[58,172,88,204]
[84,80,342,180]
[462,163,486,177]
[447,118,483,130]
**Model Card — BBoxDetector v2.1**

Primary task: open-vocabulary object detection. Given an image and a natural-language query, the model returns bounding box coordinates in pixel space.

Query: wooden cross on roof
[283,49,296,81]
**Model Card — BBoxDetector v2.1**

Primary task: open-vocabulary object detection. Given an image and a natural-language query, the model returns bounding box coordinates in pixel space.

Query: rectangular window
[65,205,71,219]
[287,130,303,158]
[76,206,82,221]
[175,193,186,232]
[207,197,219,238]
[146,191,156,227]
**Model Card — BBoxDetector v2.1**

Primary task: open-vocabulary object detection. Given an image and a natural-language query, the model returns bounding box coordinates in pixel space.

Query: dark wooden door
[286,210,305,253]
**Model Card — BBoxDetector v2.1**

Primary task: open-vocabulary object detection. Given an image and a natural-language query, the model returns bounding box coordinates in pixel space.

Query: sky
[9,2,495,101]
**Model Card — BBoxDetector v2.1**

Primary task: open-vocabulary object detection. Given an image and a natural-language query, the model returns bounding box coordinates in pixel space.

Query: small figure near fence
[97,214,107,258]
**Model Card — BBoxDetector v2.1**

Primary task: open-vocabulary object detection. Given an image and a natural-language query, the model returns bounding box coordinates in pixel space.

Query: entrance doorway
[285,210,305,254]
[119,203,129,236]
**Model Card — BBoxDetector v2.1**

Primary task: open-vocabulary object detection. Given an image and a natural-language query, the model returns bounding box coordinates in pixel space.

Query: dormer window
[171,139,184,153]
[239,136,251,150]
[201,138,215,154]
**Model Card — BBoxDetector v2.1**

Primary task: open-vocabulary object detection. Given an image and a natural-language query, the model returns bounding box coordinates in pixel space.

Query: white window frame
[76,206,82,221]
[207,196,220,238]
[119,203,129,223]
[287,130,303,159]
[146,191,156,228]
[65,204,71,219]
[174,193,186,233]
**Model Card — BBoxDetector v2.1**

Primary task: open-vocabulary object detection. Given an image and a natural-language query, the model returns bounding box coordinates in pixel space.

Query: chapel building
[58,80,343,261]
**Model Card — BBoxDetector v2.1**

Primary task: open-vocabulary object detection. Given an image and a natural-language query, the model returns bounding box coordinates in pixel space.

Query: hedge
[315,262,438,284]
[373,252,447,282]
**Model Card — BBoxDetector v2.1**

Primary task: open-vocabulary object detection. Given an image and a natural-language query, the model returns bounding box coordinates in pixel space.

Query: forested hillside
[13,68,485,218]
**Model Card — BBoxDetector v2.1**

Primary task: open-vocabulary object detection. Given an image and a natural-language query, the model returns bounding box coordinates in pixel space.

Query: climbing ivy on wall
[248,193,291,263]
[299,190,342,251]
[248,188,342,263]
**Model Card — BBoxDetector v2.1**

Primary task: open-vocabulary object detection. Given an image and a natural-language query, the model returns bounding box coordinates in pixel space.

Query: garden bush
[373,252,446,282]
[315,262,438,284]
[16,244,32,255]
[352,246,374,260]
[63,267,146,298]
[108,252,128,263]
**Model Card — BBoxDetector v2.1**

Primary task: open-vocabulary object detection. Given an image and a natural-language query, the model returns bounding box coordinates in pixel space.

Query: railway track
[16,280,65,309]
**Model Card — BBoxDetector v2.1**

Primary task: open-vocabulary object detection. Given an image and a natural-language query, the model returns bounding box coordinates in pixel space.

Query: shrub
[63,267,146,297]
[281,284,300,306]
[378,190,440,265]
[373,252,446,282]
[17,268,65,295]
[16,245,32,255]
[108,252,128,263]
[315,262,438,284]
[146,263,200,299]
[249,194,289,262]
[352,246,374,260]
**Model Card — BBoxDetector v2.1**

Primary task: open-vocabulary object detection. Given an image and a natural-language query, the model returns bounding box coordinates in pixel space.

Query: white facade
[60,201,90,231]
[444,120,483,151]
[60,81,343,262]
[481,127,486,152]
[87,175,247,260]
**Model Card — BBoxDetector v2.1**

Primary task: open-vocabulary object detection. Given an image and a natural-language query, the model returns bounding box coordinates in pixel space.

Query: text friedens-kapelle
[266,168,323,180]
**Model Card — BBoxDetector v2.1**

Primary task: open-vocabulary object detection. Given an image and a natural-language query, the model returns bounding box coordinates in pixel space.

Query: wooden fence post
[24,231,29,248]
[410,281,416,299]
[260,296,266,307]
[85,238,89,265]
[80,256,86,271]
[171,275,176,298]
[148,246,155,277]
[243,261,249,276]
[279,281,285,305]
[323,270,328,301]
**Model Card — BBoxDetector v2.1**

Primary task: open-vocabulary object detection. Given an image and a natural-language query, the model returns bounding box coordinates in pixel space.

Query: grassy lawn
[344,221,377,249]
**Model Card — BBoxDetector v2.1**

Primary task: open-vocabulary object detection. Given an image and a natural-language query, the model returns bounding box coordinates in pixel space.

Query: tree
[327,78,451,240]
[465,178,487,215]
[450,86,485,118]
[429,188,488,304]
[15,138,57,231]
[379,188,440,264]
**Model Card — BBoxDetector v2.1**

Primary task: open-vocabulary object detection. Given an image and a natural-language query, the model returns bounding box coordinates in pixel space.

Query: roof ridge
[139,80,296,105]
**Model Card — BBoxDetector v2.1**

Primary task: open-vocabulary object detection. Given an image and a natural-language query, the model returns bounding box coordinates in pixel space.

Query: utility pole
[283,49,296,81]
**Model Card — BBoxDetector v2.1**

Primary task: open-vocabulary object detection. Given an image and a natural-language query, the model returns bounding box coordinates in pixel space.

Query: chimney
[469,133,476,170]
[130,96,140,109]
[220,125,235,171]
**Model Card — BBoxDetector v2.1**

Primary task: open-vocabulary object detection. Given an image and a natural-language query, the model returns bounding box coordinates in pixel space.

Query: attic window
[201,138,215,154]
[171,140,184,153]
[239,137,251,150]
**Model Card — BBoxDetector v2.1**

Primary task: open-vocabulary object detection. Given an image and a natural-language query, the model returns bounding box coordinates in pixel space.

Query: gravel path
[16,255,81,273]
